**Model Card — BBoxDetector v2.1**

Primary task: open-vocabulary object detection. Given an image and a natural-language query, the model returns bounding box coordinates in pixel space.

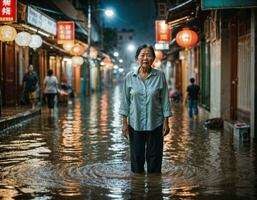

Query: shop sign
[0,0,16,22]
[27,6,56,35]
[57,21,75,44]
[155,20,171,43]
[202,0,257,9]
[155,43,169,50]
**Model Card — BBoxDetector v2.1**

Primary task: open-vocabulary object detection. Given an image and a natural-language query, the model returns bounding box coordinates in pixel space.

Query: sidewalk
[0,106,41,133]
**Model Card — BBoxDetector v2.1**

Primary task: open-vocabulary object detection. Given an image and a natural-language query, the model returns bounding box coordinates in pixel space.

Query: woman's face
[136,47,155,68]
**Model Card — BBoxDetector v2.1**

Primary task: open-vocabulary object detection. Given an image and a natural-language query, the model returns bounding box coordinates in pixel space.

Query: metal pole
[88,2,91,49]
[85,1,91,95]
[101,16,104,50]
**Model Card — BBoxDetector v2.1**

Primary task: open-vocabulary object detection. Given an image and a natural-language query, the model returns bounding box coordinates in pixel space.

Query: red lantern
[176,28,198,49]
[155,50,163,60]
[71,44,85,56]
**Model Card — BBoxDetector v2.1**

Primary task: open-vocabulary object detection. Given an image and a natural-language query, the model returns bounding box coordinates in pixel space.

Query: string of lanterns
[0,25,43,50]
[0,25,95,67]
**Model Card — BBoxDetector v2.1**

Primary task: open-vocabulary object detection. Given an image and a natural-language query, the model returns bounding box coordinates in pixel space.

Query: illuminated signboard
[0,0,16,22]
[155,20,171,43]
[202,0,257,9]
[57,21,75,44]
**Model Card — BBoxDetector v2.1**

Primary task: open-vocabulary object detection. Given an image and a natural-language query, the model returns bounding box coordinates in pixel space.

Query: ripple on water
[3,161,201,197]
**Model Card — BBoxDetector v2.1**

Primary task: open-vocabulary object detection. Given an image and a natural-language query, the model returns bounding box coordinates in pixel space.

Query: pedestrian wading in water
[43,68,58,115]
[120,44,172,173]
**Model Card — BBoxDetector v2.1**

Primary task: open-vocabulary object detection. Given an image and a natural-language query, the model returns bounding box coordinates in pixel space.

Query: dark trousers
[45,93,56,109]
[128,125,163,173]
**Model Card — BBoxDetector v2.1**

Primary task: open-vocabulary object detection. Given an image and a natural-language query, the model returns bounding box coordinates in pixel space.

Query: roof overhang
[166,0,198,28]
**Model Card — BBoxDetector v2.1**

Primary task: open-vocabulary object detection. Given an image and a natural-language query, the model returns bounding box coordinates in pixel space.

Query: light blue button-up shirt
[120,67,172,131]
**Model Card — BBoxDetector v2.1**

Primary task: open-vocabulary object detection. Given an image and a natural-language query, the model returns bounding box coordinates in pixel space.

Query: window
[158,3,167,18]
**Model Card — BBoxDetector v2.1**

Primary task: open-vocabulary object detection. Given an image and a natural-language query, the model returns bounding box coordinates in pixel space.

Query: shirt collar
[132,66,157,76]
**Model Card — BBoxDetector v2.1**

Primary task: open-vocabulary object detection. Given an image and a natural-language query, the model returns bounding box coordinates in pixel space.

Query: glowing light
[176,28,198,49]
[127,43,135,51]
[63,41,74,52]
[29,34,43,49]
[72,56,84,66]
[104,9,114,17]
[0,25,17,42]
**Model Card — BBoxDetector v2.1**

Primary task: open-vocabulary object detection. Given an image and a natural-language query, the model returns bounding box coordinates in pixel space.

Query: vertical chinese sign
[57,21,75,44]
[0,0,17,22]
[155,20,171,43]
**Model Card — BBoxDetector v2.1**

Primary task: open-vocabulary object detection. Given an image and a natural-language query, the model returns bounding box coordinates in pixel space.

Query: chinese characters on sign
[57,21,75,44]
[0,0,16,22]
[155,20,171,43]
[27,6,56,36]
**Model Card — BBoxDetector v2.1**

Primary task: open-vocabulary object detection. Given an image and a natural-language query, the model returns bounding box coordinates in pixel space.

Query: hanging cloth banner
[0,0,17,22]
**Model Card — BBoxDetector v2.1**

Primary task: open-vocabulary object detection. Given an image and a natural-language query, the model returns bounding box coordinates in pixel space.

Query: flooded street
[0,86,257,200]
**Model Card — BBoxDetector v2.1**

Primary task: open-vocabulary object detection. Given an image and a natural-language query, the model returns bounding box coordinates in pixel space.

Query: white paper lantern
[29,34,42,49]
[72,56,84,66]
[0,25,17,42]
[15,31,31,47]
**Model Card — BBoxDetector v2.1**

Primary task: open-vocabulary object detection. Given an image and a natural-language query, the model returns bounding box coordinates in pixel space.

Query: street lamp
[127,43,136,52]
[86,2,114,95]
[113,52,119,57]
[87,4,114,52]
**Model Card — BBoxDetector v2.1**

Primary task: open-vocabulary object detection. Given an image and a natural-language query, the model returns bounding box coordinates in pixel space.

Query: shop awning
[166,0,198,28]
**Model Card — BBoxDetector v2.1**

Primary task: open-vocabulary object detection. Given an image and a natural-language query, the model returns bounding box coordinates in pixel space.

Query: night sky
[101,0,156,46]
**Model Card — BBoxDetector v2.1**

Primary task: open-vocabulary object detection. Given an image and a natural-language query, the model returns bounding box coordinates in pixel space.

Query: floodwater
[0,86,257,200]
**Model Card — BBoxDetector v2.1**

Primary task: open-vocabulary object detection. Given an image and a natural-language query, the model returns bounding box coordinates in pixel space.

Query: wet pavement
[0,85,257,200]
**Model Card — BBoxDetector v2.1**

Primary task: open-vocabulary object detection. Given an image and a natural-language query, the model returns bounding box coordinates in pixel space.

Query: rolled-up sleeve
[119,76,130,116]
[160,72,172,117]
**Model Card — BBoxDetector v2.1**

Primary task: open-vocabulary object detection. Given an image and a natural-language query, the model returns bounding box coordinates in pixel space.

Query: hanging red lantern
[154,50,163,60]
[176,28,198,49]
[71,44,85,56]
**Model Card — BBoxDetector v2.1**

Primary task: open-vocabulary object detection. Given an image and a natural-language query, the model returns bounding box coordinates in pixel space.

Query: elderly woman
[120,44,172,173]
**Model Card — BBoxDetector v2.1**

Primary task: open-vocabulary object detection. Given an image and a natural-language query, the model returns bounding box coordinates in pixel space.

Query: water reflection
[0,86,256,199]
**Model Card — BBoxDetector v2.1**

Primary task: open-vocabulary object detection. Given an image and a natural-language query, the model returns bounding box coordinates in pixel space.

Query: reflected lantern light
[176,28,198,49]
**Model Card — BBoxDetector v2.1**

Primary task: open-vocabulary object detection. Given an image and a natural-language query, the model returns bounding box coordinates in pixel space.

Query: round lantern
[155,50,163,60]
[0,25,17,42]
[63,41,74,52]
[102,57,112,65]
[90,47,98,59]
[29,34,42,49]
[72,56,84,66]
[176,28,198,49]
[15,31,32,47]
[71,44,85,56]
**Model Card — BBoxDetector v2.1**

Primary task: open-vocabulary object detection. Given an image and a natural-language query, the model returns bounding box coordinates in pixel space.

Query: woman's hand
[163,118,170,136]
[122,115,129,139]
[122,123,129,139]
